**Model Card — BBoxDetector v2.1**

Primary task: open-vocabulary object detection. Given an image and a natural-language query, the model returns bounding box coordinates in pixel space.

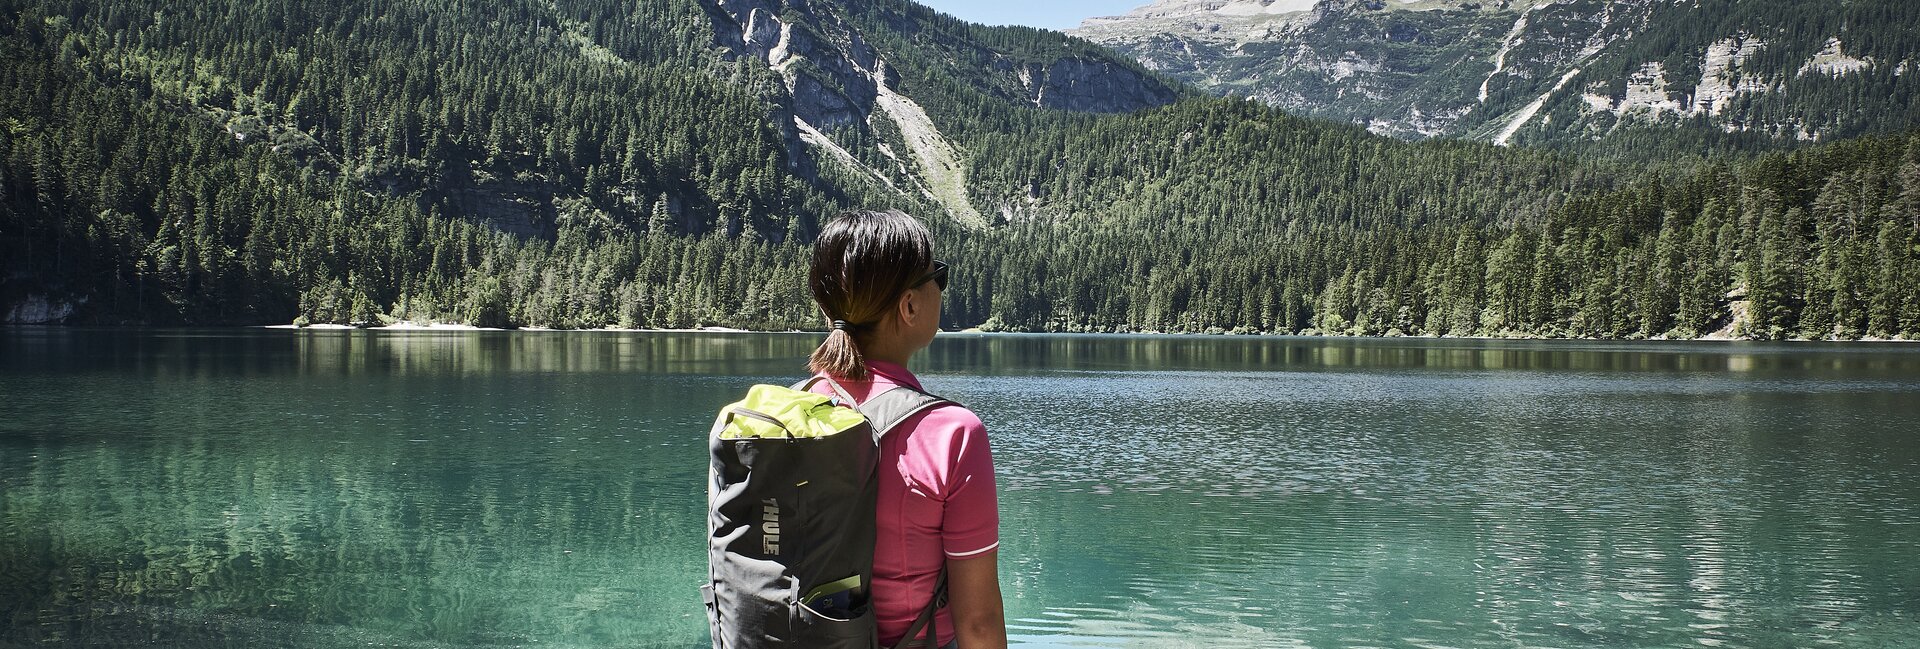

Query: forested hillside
[1,0,1916,339]
[962,114,1920,339]
[0,0,842,328]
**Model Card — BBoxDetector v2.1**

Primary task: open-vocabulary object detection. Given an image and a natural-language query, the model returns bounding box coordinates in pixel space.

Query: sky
[915,0,1147,32]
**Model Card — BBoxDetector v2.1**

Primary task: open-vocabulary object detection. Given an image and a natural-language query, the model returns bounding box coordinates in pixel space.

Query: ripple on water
[945,357,1920,649]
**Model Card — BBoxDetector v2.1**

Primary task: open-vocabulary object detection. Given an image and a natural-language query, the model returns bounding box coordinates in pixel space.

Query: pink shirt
[809,361,999,647]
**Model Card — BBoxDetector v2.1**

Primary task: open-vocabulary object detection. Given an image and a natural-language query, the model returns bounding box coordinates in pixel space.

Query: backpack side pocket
[796,595,877,648]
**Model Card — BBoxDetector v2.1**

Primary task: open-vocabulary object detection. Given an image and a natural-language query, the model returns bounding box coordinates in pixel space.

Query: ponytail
[805,210,934,381]
[808,326,869,381]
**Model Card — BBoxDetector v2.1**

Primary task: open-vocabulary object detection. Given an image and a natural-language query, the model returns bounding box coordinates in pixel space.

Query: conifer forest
[2,0,1918,340]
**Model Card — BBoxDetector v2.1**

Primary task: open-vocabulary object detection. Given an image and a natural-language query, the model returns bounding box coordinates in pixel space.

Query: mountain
[2,0,1917,339]
[0,0,1194,326]
[1072,0,1920,155]
[702,0,1185,227]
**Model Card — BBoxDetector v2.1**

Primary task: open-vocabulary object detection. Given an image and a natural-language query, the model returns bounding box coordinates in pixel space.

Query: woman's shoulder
[920,399,985,434]
[898,401,994,489]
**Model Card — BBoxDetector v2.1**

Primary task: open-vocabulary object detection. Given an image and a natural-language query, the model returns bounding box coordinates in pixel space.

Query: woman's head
[808,209,944,379]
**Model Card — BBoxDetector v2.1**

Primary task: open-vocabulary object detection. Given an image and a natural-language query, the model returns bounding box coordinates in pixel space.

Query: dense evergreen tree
[1,0,1916,340]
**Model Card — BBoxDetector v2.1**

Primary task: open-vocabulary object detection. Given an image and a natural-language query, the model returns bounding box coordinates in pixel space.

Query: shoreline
[262,322,771,334]
[7,322,1912,343]
[244,322,1918,343]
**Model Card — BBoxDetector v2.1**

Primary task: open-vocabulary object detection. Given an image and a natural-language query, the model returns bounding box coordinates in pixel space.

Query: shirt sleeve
[929,407,999,559]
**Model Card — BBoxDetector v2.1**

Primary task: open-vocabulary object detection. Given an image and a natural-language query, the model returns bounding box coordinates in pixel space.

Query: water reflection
[930,336,1919,648]
[1,327,823,378]
[3,330,1919,647]
[11,328,1919,377]
[3,332,731,646]
[923,333,1920,376]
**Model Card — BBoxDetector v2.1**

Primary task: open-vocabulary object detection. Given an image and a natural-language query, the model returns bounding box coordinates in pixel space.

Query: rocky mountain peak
[1077,0,1557,41]
[1072,0,1919,151]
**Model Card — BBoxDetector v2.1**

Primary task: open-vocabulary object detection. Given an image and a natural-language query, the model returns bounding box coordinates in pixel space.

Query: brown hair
[807,209,935,380]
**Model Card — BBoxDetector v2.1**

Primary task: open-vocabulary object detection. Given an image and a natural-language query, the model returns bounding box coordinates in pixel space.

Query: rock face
[710,0,883,131]
[1074,0,1920,148]
[699,0,1179,226]
[707,0,1178,126]
[1075,0,1589,139]
[4,294,81,324]
[1010,57,1183,113]
[1079,0,1333,43]
[1688,34,1769,117]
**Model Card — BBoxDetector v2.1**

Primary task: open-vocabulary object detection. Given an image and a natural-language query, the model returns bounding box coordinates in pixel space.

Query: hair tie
[831,320,854,332]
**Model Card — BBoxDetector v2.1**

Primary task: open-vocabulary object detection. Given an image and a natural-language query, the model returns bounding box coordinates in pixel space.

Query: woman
[805,209,1007,649]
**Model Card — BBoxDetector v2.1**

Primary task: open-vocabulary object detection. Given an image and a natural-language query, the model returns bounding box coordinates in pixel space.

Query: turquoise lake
[3,329,1918,647]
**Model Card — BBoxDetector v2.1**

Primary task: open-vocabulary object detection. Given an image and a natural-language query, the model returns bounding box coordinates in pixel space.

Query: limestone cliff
[1074,0,1920,150]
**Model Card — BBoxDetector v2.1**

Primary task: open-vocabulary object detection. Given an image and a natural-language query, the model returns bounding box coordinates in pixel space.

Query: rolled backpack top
[703,377,953,649]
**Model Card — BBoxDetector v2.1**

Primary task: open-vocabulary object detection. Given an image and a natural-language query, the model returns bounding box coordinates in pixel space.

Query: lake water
[3,329,1918,648]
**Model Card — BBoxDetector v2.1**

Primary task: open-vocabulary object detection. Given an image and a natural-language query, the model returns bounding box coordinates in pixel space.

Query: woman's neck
[858,336,914,368]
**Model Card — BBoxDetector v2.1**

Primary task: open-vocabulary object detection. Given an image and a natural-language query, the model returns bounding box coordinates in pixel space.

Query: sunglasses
[910,260,949,292]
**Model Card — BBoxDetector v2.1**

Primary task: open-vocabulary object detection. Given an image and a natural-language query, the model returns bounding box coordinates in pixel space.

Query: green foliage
[0,0,828,328]
[945,121,1920,340]
[1,0,1916,342]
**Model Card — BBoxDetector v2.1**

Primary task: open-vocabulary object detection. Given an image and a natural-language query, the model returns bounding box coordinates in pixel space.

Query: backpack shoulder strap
[792,375,857,404]
[794,377,955,440]
[857,387,954,441]
[888,569,949,649]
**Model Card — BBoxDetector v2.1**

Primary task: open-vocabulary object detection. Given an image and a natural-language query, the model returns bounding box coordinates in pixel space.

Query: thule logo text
[760,498,781,555]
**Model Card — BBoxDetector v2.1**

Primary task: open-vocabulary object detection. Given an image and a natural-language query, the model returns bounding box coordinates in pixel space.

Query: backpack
[703,376,954,649]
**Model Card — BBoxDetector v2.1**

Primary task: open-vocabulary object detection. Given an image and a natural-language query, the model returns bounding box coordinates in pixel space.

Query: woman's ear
[897,287,920,327]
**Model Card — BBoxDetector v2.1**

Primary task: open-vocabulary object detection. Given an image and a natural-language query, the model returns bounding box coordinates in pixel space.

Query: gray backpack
[703,377,953,649]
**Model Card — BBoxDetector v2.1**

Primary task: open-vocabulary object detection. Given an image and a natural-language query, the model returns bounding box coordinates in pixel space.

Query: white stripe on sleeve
[945,541,1000,559]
